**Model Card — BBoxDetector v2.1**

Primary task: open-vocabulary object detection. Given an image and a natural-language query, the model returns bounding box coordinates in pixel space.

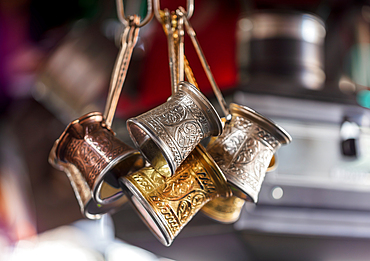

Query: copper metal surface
[49,141,128,219]
[50,112,144,218]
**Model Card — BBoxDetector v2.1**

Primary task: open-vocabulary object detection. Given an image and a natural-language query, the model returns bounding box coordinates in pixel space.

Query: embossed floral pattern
[124,146,228,243]
[207,114,280,202]
[58,114,139,189]
[131,86,220,175]
[160,104,186,125]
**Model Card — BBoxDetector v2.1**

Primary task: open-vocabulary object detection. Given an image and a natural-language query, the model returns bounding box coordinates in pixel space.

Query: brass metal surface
[121,145,231,246]
[201,195,245,224]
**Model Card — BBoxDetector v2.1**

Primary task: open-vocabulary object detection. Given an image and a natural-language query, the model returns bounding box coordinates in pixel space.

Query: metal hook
[153,0,194,22]
[116,0,154,27]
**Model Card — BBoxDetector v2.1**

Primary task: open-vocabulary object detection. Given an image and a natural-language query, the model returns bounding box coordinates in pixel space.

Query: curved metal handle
[159,8,185,94]
[162,10,177,94]
[104,16,140,128]
[179,6,230,118]
[116,0,154,27]
[176,9,185,87]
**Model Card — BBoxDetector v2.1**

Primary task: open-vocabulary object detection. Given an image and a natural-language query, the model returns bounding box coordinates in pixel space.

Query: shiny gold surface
[201,195,245,224]
[267,154,277,172]
[121,145,231,246]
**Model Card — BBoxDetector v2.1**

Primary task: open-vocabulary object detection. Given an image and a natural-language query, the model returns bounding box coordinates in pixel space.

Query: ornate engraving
[177,197,192,223]
[175,121,203,160]
[132,173,155,193]
[234,137,258,165]
[147,117,183,165]
[255,126,279,148]
[124,146,229,244]
[131,86,219,174]
[160,103,186,125]
[57,113,141,189]
[233,116,252,131]
[182,95,210,134]
[151,196,180,235]
[130,167,165,193]
[162,171,194,200]
[207,113,281,202]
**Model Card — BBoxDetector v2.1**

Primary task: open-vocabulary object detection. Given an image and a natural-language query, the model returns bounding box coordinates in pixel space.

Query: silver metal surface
[159,8,185,94]
[162,10,178,94]
[207,103,291,203]
[176,9,185,87]
[233,91,370,244]
[127,81,222,177]
[250,12,326,44]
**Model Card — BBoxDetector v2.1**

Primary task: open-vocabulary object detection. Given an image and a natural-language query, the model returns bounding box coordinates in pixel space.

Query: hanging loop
[116,0,154,27]
[153,0,194,22]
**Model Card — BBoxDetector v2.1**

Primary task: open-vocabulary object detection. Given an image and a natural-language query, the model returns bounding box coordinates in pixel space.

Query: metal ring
[153,0,194,22]
[116,0,154,27]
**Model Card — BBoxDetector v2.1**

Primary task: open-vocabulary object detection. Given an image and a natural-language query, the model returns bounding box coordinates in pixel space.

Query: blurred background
[2,0,370,260]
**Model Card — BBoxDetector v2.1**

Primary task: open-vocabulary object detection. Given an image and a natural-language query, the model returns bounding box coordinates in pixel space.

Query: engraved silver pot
[127,81,223,177]
[206,103,292,203]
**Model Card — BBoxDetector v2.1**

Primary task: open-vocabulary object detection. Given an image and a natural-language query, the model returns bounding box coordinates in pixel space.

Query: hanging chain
[116,0,153,27]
